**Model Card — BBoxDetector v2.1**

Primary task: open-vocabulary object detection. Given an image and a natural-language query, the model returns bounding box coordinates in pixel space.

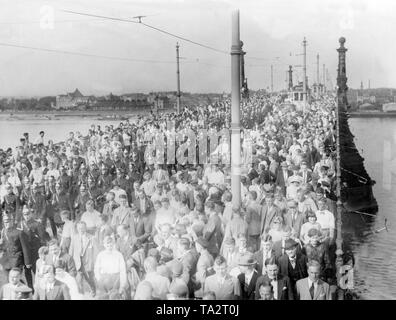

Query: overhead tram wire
[62,9,228,55]
[0,42,178,64]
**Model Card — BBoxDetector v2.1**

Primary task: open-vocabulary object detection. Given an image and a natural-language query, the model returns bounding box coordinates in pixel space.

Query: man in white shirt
[207,164,225,185]
[34,131,45,145]
[94,236,127,298]
[315,198,335,241]
[154,197,176,232]
[80,200,102,235]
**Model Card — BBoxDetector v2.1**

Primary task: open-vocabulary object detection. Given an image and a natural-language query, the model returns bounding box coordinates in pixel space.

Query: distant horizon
[1,0,395,96]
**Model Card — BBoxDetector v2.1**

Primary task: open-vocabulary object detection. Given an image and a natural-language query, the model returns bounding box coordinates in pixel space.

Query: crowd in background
[0,92,344,300]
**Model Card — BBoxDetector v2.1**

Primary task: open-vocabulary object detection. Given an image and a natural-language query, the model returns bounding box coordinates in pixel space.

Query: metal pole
[176,42,181,113]
[231,10,241,208]
[271,64,273,93]
[336,37,348,298]
[303,37,307,109]
[316,53,320,97]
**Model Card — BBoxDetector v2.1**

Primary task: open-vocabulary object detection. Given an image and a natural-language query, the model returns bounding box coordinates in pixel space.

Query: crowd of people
[0,92,344,300]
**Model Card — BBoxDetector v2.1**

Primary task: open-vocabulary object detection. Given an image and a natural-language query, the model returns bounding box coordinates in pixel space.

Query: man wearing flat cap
[283,200,305,238]
[236,252,259,300]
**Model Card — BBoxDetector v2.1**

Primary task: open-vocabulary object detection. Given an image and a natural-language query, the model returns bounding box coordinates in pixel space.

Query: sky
[0,0,394,97]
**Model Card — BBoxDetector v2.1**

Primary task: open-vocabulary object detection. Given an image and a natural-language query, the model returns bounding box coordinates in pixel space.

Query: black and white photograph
[0,0,394,303]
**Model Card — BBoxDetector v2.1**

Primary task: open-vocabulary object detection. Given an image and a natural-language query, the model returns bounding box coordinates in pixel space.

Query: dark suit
[18,219,48,289]
[237,270,260,300]
[278,253,308,297]
[203,213,223,257]
[272,239,302,260]
[129,215,152,246]
[255,274,294,300]
[179,250,198,297]
[33,280,71,300]
[0,228,24,272]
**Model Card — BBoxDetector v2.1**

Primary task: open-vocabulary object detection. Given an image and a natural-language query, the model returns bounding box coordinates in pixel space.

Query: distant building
[383,103,396,112]
[55,88,89,109]
[359,102,377,111]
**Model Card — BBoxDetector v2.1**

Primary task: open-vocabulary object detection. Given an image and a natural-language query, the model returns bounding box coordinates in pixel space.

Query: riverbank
[0,108,175,120]
[348,111,396,118]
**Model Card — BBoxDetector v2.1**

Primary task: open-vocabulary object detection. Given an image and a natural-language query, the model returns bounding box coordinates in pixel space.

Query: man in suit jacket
[255,257,293,300]
[260,194,281,237]
[194,237,214,298]
[277,239,308,297]
[203,255,240,300]
[69,221,96,296]
[33,265,71,300]
[18,206,48,289]
[296,260,331,300]
[176,238,198,297]
[298,160,313,184]
[275,162,292,195]
[111,194,132,228]
[129,205,152,249]
[272,227,302,259]
[0,268,25,300]
[133,189,153,217]
[203,201,223,258]
[283,200,306,237]
[0,215,24,276]
[236,252,259,300]
[46,239,77,278]
[254,235,276,276]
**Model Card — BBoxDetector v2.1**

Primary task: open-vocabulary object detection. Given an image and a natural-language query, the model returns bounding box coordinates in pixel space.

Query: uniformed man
[17,206,48,289]
[0,214,24,278]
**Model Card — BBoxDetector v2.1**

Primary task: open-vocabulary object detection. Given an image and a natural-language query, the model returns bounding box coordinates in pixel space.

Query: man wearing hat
[283,200,305,238]
[194,237,214,298]
[236,252,259,300]
[278,238,308,298]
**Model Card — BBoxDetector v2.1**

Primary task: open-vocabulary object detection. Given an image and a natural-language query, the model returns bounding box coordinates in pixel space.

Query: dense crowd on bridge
[0,92,343,300]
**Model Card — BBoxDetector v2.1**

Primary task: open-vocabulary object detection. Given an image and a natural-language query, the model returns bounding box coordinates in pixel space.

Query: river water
[346,117,396,299]
[0,115,120,148]
[0,115,394,299]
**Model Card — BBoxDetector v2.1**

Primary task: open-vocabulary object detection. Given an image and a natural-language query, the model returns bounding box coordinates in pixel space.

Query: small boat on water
[97,114,129,121]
